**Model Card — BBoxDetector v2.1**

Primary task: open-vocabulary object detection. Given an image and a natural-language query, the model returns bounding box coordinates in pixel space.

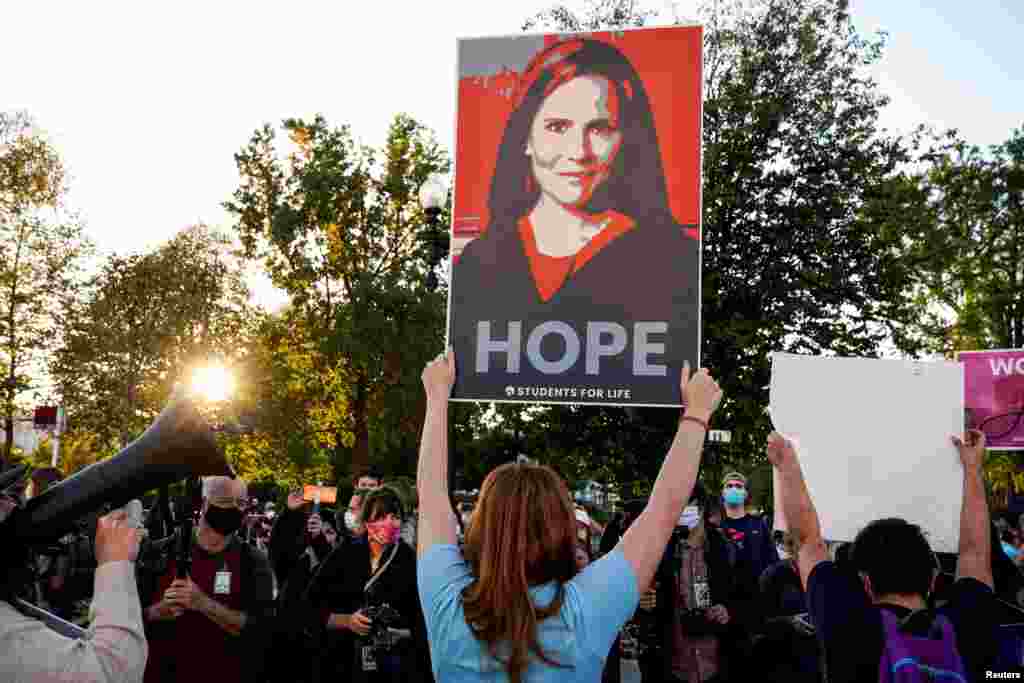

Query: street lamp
[418,173,449,291]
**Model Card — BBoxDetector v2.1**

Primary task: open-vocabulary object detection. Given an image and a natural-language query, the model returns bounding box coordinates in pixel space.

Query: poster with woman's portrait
[447,26,703,406]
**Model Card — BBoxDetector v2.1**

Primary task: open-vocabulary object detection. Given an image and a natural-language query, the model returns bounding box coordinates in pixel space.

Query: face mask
[777,544,790,560]
[204,505,243,536]
[366,519,401,546]
[343,510,363,533]
[679,505,700,529]
[723,488,747,506]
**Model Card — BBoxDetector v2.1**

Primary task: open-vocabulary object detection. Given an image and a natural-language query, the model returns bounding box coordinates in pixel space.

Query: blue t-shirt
[417,544,639,682]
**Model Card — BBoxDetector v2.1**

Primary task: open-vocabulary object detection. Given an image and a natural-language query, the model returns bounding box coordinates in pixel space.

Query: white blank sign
[769,353,965,553]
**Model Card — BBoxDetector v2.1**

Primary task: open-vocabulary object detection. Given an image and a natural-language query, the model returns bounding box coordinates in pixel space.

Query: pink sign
[960,349,1024,450]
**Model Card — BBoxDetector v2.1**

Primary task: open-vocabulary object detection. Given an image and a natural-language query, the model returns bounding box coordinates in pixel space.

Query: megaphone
[5,387,233,546]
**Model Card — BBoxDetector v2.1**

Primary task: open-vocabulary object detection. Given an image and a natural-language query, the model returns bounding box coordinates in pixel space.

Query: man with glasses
[141,476,274,683]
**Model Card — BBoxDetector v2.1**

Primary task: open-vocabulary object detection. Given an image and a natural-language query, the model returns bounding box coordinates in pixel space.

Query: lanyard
[365,544,398,595]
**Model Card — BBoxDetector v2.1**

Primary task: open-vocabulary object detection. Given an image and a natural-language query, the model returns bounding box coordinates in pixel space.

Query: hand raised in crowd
[680,361,723,419]
[95,509,142,565]
[348,610,373,636]
[422,348,456,403]
[164,576,204,612]
[951,429,986,471]
[706,604,730,625]
[287,489,306,511]
[307,513,323,537]
[639,584,658,611]
[766,432,798,469]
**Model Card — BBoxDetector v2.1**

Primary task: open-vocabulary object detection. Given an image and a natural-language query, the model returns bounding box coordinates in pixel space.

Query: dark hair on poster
[488,38,676,235]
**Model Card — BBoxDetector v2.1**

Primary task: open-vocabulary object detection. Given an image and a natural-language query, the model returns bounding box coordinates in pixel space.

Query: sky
[2,0,1022,311]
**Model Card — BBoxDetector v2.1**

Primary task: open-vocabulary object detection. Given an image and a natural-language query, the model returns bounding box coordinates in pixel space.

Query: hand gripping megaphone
[2,386,234,548]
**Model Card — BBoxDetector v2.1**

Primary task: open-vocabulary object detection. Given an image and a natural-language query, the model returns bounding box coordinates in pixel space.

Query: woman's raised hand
[422,349,456,403]
[680,360,723,419]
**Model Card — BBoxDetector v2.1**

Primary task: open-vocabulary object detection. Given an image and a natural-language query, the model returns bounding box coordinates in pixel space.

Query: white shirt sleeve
[0,560,148,683]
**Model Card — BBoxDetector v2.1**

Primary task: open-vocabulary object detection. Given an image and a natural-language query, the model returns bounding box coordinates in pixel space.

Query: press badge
[214,570,232,595]
[361,646,378,672]
[693,580,711,610]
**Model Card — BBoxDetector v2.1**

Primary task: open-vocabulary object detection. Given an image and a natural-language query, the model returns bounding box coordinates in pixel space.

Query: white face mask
[679,505,700,529]
[777,544,790,560]
[343,510,361,532]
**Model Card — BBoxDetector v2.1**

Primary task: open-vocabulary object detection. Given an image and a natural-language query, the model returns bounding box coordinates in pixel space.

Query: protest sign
[959,349,1024,451]
[769,353,964,552]
[447,26,703,406]
[302,485,337,505]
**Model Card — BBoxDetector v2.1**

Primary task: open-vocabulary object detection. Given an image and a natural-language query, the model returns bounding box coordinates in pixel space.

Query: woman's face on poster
[527,75,624,208]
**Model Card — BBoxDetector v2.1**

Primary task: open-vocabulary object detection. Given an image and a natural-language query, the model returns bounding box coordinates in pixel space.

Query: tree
[0,111,92,465]
[52,224,252,451]
[888,127,1024,355]
[225,114,449,481]
[516,0,921,490]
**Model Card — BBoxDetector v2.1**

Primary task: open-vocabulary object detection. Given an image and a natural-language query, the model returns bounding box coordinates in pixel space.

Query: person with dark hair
[268,489,341,683]
[304,485,430,683]
[755,531,822,682]
[768,430,1001,682]
[607,484,743,683]
[450,38,700,403]
[416,350,723,683]
[354,467,385,492]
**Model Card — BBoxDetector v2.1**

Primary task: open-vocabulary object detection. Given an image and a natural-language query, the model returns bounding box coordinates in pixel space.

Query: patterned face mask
[366,518,401,546]
[679,505,700,529]
[343,510,363,533]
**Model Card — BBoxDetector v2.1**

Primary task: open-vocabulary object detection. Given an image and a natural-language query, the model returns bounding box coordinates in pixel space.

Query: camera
[361,603,402,653]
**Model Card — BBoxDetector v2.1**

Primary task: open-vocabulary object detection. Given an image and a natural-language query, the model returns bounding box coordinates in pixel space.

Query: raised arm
[416,350,459,558]
[1,510,148,683]
[952,429,993,589]
[621,363,722,593]
[765,433,828,590]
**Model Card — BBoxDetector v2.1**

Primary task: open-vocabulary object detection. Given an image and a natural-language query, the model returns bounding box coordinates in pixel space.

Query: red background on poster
[453,27,703,240]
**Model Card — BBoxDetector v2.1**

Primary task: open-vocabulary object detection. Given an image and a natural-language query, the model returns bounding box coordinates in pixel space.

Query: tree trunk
[349,375,370,480]
[2,409,12,465]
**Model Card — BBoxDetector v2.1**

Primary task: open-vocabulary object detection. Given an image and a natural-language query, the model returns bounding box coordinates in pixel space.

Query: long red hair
[461,463,577,682]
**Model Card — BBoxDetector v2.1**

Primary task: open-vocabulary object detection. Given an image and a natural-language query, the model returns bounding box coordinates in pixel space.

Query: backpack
[877,609,968,683]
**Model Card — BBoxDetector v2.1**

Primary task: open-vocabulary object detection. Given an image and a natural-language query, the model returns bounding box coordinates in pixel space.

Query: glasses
[979,410,1024,441]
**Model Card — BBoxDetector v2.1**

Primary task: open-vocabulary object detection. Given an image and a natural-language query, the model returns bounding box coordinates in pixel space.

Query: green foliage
[52,224,253,450]
[225,114,449,482]
[985,451,1024,510]
[507,0,922,493]
[0,111,93,465]
[887,127,1024,355]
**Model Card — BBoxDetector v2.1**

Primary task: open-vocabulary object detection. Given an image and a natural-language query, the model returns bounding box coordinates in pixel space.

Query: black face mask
[204,505,243,536]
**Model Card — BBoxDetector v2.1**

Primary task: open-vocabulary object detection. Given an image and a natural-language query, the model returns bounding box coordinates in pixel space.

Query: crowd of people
[1,354,1021,682]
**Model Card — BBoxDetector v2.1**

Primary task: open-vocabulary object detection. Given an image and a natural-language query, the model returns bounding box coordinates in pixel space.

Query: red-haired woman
[416,350,722,682]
